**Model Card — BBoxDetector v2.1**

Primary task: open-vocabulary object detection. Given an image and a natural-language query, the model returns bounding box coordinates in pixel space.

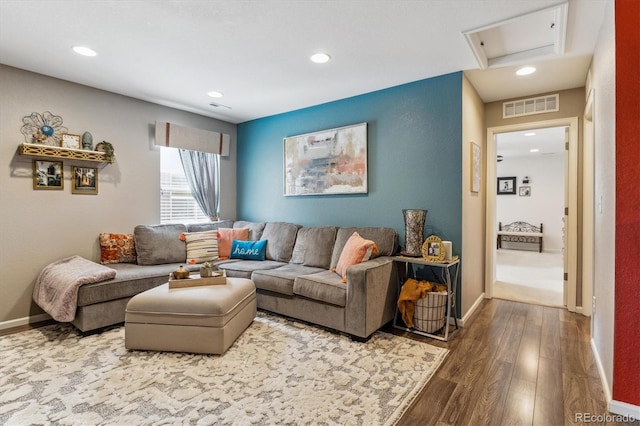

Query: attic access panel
[463,2,568,69]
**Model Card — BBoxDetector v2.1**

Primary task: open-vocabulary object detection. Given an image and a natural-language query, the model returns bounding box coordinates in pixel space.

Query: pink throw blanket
[33,255,117,322]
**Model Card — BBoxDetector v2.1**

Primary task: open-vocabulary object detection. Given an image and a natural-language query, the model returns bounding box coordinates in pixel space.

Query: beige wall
[485,87,586,128]
[461,75,486,319]
[590,0,616,398]
[0,65,237,325]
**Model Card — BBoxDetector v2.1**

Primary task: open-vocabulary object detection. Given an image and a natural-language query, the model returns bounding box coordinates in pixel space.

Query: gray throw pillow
[134,224,187,265]
[260,222,302,262]
[290,226,338,269]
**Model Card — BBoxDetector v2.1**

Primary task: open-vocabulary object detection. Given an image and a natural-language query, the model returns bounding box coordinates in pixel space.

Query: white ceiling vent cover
[503,94,559,119]
[463,2,568,69]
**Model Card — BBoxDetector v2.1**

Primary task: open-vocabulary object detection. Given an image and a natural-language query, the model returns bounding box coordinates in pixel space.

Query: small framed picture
[519,186,531,197]
[72,166,98,194]
[470,142,481,193]
[61,133,81,149]
[497,176,516,195]
[422,235,446,262]
[33,160,63,190]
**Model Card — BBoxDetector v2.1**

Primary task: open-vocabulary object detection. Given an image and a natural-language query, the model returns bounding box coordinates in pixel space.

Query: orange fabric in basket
[397,278,434,328]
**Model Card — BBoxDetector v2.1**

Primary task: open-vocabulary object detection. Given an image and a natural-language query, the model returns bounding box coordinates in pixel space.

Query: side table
[393,256,461,341]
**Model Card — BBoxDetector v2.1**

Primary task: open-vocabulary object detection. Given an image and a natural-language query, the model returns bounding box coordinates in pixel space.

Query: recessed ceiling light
[524,132,536,136]
[310,53,331,64]
[530,148,540,153]
[516,66,536,76]
[207,91,224,98]
[72,46,97,57]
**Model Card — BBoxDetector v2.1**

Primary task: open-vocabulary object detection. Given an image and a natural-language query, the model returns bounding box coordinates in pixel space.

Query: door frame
[485,117,579,312]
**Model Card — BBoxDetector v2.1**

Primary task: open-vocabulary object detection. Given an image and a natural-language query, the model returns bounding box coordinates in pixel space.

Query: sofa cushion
[251,264,325,296]
[333,232,378,283]
[290,226,337,269]
[260,222,302,262]
[330,227,397,269]
[186,220,233,233]
[293,271,347,307]
[76,262,200,306]
[134,224,187,265]
[218,259,286,279]
[99,233,137,264]
[183,230,219,263]
[217,228,249,259]
[233,221,266,241]
[230,240,267,261]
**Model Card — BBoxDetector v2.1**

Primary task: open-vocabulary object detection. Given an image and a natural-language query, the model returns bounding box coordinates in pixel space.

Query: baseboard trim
[591,338,613,403]
[459,292,485,328]
[0,313,51,331]
[608,400,640,420]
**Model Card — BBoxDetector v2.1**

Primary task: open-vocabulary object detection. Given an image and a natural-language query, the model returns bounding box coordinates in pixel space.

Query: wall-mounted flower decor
[20,111,68,146]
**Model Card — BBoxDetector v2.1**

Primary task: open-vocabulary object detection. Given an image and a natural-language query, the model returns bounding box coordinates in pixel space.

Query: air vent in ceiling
[209,102,232,109]
[463,2,568,69]
[503,94,559,118]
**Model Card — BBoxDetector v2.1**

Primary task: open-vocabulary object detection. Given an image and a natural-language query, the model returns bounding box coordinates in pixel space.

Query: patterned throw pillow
[183,230,219,263]
[333,232,378,283]
[99,233,137,265]
[217,228,250,259]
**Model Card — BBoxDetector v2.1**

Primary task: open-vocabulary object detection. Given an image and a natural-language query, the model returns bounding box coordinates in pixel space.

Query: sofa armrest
[344,256,397,338]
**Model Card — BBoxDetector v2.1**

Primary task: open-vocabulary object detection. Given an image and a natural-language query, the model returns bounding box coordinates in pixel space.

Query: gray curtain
[179,149,220,221]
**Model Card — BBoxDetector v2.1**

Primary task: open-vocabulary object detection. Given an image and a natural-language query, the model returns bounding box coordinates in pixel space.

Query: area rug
[0,312,447,425]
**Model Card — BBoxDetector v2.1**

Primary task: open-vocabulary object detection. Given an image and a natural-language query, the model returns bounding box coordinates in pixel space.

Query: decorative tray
[168,272,227,288]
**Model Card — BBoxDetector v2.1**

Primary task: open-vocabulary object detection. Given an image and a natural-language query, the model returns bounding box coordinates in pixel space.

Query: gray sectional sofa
[73,220,399,340]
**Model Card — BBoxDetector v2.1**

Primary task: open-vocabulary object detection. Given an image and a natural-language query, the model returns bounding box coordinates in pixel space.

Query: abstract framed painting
[284,123,367,196]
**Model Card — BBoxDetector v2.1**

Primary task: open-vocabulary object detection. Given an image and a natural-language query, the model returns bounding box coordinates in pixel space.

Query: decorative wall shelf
[18,143,111,163]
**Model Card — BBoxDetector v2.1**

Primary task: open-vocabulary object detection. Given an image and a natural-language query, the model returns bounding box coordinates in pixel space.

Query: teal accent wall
[237,72,463,253]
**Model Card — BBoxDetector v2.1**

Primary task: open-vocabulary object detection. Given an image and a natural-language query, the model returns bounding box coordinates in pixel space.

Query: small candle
[442,241,452,260]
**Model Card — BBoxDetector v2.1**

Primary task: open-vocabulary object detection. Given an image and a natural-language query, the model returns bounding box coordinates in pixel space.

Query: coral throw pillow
[333,232,378,283]
[182,230,219,263]
[217,228,250,259]
[99,233,137,264]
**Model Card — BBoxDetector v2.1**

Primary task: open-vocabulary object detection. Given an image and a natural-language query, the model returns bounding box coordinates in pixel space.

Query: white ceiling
[0,0,607,124]
[497,126,566,159]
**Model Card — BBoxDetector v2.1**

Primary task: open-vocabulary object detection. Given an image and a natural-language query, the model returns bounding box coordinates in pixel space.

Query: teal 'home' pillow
[230,239,267,261]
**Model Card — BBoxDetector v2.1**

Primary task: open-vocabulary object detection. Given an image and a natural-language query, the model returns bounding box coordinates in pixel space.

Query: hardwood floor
[2,302,636,425]
[390,298,639,426]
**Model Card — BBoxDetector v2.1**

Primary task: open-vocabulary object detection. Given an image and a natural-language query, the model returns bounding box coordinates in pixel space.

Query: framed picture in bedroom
[283,122,367,196]
[497,176,516,195]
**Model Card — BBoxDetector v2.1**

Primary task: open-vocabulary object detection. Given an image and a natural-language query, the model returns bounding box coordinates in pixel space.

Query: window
[160,147,209,224]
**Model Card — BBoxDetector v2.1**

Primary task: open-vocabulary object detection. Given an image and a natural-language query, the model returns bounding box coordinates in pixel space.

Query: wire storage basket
[413,291,449,333]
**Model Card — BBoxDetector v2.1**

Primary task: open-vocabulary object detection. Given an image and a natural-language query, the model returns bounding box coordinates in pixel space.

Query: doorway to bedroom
[493,126,566,307]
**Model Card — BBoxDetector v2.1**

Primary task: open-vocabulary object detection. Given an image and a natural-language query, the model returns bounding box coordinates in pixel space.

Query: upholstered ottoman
[124,277,256,354]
